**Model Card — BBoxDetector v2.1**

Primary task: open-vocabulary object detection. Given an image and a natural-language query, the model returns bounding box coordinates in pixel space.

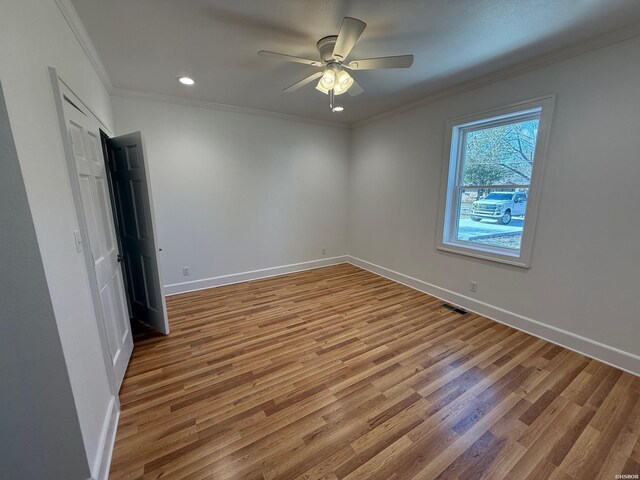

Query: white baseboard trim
[91,395,120,480]
[164,256,350,296]
[348,256,640,377]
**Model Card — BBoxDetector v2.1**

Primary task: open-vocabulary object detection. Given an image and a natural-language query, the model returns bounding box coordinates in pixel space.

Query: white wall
[349,37,640,372]
[0,0,116,477]
[0,82,89,480]
[112,95,350,292]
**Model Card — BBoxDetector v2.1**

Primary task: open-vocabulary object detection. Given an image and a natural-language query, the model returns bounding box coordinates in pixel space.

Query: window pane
[461,118,539,186]
[455,187,529,251]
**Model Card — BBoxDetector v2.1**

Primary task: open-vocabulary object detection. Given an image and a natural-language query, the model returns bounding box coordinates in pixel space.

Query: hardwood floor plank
[109,264,639,480]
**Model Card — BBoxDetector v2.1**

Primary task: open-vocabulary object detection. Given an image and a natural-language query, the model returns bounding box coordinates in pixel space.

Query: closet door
[63,95,133,390]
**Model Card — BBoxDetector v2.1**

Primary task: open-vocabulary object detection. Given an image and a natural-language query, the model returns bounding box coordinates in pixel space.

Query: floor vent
[441,303,468,315]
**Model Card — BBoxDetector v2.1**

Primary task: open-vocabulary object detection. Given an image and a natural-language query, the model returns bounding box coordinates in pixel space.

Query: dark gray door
[106,132,169,334]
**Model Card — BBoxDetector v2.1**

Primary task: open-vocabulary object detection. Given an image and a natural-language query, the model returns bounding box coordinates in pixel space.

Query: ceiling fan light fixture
[333,83,347,95]
[337,69,353,87]
[333,70,353,95]
[315,79,331,94]
[319,67,336,91]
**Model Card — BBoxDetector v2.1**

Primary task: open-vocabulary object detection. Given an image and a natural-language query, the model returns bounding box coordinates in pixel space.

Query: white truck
[470,191,527,225]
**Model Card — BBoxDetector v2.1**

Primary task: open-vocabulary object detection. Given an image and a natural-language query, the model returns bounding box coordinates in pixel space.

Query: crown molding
[110,88,349,129]
[352,22,640,129]
[54,0,113,92]
[54,0,640,130]
[54,0,345,129]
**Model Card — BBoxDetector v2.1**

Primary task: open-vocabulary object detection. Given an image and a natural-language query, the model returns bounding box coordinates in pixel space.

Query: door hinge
[73,230,83,253]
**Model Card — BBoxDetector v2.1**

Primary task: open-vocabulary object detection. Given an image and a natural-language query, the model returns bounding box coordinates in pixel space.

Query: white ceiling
[72,0,640,124]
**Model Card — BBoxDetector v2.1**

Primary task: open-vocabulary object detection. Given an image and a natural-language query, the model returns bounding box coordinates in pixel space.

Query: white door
[63,95,133,390]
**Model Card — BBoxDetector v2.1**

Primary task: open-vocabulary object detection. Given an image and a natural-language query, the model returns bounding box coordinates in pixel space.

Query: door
[514,193,527,216]
[106,133,169,334]
[62,95,133,389]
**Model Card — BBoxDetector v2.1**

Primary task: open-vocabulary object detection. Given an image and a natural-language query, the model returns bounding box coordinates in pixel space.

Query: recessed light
[178,76,195,86]
[332,106,344,113]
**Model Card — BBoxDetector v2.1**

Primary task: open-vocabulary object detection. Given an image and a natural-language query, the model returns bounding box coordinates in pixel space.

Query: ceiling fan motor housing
[317,35,339,62]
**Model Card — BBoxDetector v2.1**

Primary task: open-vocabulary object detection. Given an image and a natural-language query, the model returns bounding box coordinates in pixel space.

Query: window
[437,96,555,267]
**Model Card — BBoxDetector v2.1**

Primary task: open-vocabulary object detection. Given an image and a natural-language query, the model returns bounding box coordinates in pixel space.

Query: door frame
[49,67,118,394]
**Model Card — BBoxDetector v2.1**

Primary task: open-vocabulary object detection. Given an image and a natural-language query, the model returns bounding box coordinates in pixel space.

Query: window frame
[436,95,556,268]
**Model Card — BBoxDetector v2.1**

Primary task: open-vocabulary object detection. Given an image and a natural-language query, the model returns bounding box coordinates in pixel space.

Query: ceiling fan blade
[332,17,367,61]
[348,55,414,70]
[347,79,364,96]
[258,50,323,67]
[283,71,324,92]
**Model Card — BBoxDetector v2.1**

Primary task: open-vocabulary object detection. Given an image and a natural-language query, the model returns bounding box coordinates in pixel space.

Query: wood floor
[110,264,640,480]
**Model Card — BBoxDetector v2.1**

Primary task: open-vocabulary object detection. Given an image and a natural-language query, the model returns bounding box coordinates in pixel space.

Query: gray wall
[112,95,350,293]
[0,0,116,471]
[349,36,640,371]
[0,83,89,479]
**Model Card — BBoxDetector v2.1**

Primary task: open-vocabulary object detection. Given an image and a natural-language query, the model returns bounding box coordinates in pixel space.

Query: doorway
[50,68,168,392]
[100,131,170,335]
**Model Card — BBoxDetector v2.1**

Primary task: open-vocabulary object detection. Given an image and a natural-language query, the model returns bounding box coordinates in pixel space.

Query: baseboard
[90,395,120,480]
[162,253,639,375]
[164,256,350,296]
[348,256,640,377]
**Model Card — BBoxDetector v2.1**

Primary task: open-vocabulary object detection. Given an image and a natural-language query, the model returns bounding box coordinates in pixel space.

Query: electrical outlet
[470,281,478,293]
[182,266,190,276]
[321,247,326,255]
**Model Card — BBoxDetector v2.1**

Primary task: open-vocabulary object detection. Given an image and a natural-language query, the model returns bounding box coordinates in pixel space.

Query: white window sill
[437,242,531,268]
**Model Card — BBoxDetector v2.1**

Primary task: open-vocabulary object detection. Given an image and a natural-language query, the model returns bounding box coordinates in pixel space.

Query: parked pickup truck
[470,192,527,225]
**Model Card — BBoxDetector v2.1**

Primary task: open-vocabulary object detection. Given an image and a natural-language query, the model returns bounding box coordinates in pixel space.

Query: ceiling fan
[258,17,414,112]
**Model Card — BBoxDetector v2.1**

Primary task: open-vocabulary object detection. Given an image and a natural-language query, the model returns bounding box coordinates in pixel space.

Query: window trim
[436,95,556,268]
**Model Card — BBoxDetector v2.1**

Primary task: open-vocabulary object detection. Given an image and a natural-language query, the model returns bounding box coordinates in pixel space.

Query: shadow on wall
[0,82,89,479]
